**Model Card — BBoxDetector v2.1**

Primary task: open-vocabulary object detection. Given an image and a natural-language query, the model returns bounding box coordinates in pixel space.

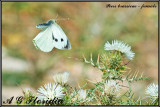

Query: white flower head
[37,83,65,100]
[53,71,69,85]
[72,89,87,102]
[145,83,158,102]
[104,40,135,60]
[104,80,120,96]
[77,89,87,100]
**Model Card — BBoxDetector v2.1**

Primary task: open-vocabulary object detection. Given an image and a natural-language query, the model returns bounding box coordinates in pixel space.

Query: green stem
[127,81,132,105]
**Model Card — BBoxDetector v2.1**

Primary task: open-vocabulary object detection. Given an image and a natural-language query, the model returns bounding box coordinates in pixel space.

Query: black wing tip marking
[36,20,54,28]
[64,39,71,50]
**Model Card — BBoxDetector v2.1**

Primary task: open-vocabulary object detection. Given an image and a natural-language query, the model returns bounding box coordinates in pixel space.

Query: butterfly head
[50,19,57,23]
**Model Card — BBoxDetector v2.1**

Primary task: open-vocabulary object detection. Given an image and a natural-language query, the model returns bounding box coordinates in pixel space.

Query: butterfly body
[33,19,71,52]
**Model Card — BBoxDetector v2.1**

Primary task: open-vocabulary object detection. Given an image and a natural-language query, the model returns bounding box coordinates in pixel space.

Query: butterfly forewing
[51,23,71,50]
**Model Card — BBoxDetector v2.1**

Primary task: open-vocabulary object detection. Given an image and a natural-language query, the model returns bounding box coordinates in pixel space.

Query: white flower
[72,89,87,101]
[37,83,65,100]
[145,83,158,102]
[53,71,69,85]
[77,89,87,100]
[104,80,120,96]
[104,40,135,60]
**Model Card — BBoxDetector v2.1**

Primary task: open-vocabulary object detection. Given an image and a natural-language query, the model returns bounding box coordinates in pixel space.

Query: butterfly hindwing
[33,26,54,52]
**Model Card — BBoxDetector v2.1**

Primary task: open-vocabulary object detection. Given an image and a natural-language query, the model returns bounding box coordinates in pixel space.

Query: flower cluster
[36,71,89,105]
[20,40,158,105]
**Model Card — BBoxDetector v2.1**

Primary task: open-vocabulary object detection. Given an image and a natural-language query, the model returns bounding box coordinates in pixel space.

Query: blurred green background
[2,2,158,102]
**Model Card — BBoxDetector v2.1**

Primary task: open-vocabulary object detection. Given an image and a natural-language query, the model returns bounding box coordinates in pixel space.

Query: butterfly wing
[33,26,54,52]
[51,23,71,50]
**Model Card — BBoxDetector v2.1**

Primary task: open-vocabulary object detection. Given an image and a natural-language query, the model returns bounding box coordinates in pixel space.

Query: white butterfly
[33,19,71,52]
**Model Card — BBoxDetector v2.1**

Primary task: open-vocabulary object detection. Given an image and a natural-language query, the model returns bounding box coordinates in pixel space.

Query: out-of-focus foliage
[2,1,158,100]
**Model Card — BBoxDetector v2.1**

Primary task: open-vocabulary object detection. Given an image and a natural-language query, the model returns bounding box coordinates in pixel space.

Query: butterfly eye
[61,38,64,42]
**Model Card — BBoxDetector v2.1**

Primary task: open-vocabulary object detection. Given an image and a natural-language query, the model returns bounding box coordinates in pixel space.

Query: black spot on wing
[55,38,58,42]
[52,33,58,42]
[61,38,64,42]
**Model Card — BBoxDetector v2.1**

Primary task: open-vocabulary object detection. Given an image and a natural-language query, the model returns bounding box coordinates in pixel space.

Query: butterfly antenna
[55,14,59,20]
[56,17,70,21]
